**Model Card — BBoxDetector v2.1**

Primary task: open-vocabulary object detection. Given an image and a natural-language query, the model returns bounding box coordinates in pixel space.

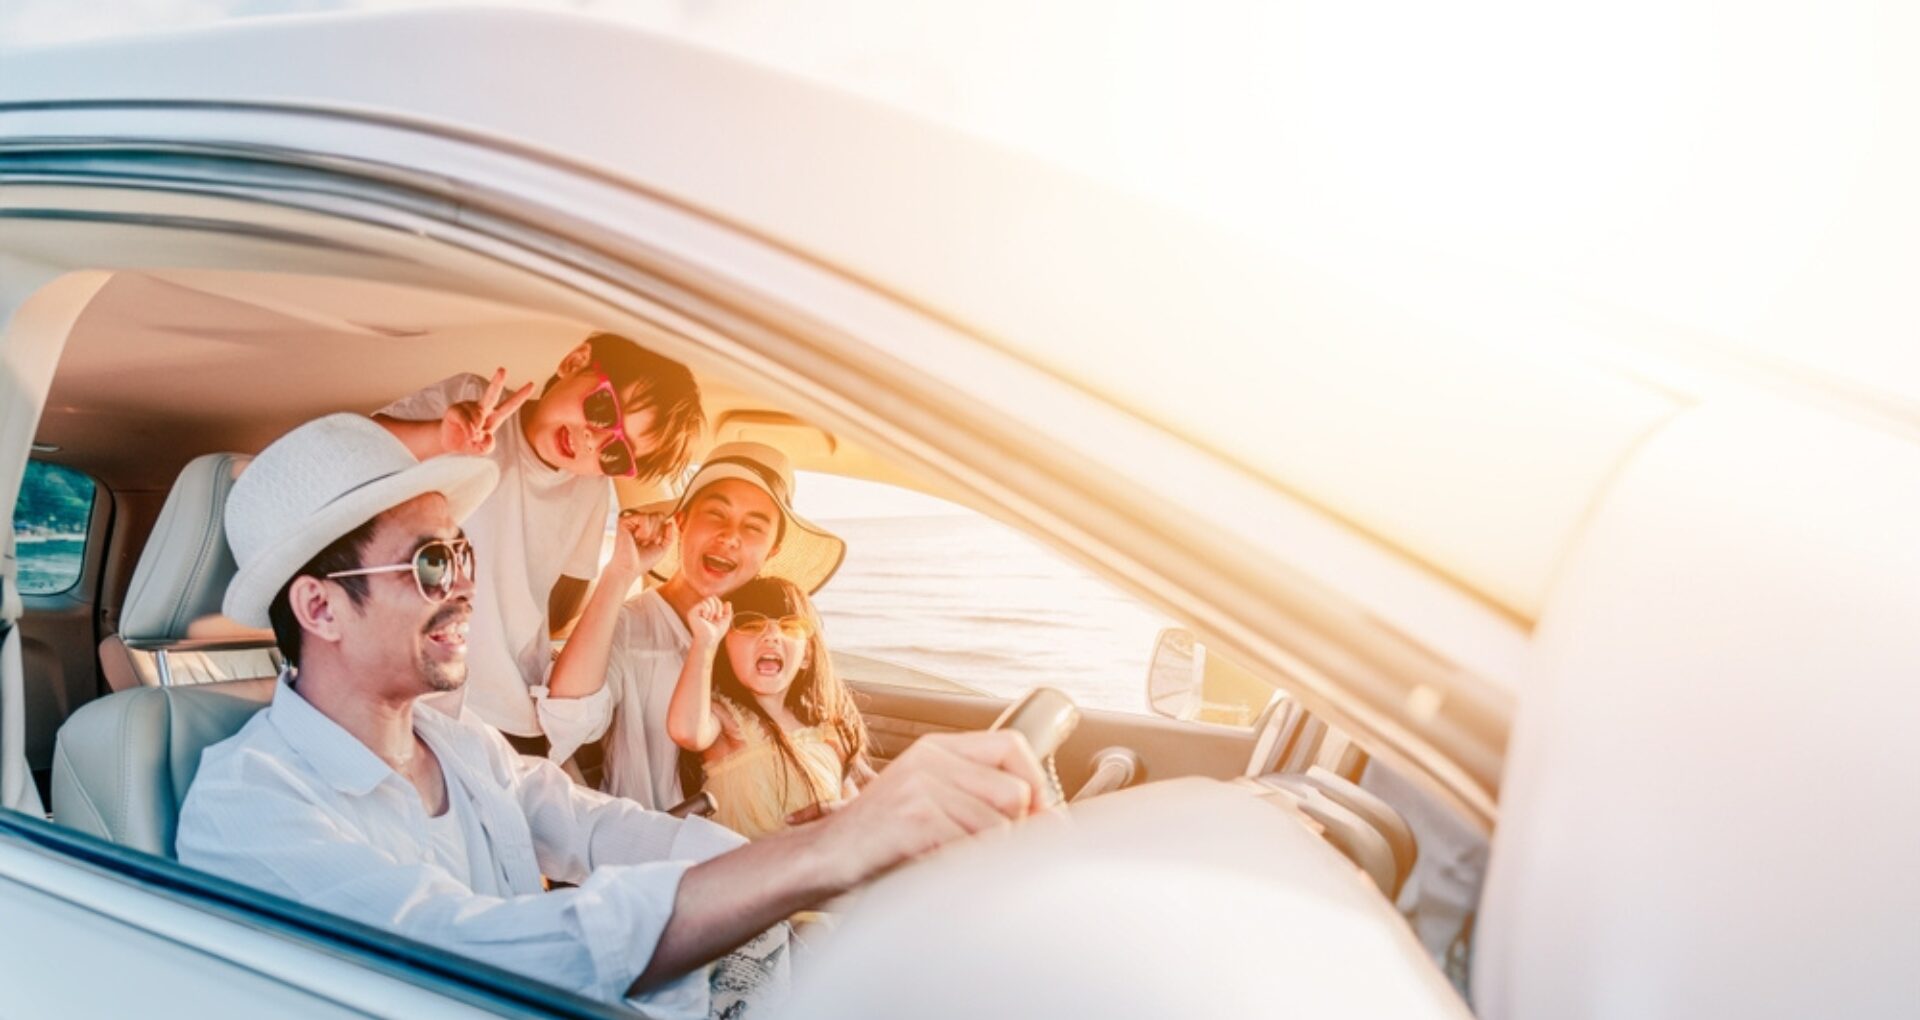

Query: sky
[795,471,960,522]
[6,1,1919,408]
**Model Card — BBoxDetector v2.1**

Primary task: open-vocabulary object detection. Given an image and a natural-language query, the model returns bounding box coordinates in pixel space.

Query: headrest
[49,678,274,858]
[1472,402,1920,1017]
[119,453,265,643]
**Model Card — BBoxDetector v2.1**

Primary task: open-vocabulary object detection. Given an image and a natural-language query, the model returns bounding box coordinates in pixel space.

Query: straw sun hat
[625,441,845,594]
[222,414,499,627]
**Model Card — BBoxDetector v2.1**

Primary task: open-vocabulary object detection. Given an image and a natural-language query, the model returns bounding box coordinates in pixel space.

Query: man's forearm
[628,729,1049,993]
[630,822,849,992]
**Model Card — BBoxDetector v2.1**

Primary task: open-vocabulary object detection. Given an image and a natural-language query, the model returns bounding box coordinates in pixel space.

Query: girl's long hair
[677,576,870,806]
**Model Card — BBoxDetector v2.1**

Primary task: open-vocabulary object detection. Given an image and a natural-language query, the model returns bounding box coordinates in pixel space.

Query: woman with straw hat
[535,442,846,811]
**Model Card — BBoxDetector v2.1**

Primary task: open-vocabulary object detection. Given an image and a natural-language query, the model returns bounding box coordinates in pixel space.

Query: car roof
[1,8,1707,628]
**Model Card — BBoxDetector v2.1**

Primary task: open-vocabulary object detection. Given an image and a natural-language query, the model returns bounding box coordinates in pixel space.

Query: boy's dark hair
[550,333,705,485]
[265,517,381,667]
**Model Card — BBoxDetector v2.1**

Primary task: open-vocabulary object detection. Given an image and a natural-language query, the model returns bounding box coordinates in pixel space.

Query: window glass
[1145,627,1277,728]
[12,460,95,595]
[797,472,1184,716]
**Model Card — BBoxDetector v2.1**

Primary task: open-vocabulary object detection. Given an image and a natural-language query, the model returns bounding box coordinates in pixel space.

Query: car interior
[5,263,1481,1005]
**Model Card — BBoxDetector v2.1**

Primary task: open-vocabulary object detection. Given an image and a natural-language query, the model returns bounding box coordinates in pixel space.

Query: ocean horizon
[811,513,1175,715]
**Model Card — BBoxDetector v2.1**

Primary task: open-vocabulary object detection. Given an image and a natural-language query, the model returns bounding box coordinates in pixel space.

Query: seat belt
[1,527,45,815]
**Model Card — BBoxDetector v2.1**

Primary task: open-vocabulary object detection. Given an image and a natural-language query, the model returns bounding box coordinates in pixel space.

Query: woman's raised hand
[619,509,677,580]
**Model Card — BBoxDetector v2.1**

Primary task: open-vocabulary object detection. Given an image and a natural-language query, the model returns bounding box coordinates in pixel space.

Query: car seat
[49,677,274,857]
[98,452,282,690]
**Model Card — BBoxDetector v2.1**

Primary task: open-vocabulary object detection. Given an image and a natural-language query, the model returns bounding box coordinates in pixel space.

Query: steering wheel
[988,686,1081,808]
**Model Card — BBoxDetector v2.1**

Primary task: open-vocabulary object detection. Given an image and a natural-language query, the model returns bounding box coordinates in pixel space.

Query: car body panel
[0,14,1676,633]
[0,6,1610,628]
[0,834,487,1018]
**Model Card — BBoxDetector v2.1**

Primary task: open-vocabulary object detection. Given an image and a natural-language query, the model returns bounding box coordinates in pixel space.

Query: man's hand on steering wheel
[805,729,1050,891]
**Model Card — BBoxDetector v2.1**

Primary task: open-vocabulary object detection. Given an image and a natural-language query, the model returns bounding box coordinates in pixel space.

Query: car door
[0,810,639,1019]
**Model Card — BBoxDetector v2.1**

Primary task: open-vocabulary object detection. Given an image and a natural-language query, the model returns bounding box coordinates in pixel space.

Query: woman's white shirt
[534,588,690,811]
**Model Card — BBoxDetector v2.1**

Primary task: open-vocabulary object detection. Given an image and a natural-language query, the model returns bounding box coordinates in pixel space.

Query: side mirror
[1146,627,1204,721]
[1145,627,1273,726]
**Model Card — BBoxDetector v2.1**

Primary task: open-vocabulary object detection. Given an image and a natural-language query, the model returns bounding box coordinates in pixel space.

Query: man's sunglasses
[325,538,476,603]
[583,364,639,478]
[730,612,815,640]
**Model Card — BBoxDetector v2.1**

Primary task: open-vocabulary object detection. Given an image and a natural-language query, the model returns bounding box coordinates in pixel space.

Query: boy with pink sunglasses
[374,333,701,752]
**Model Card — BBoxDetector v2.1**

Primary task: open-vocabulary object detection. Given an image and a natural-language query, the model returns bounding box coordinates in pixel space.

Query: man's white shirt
[176,673,745,1015]
[423,783,474,886]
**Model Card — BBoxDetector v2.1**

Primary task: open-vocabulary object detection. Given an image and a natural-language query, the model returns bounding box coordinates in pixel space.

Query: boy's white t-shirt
[379,373,610,737]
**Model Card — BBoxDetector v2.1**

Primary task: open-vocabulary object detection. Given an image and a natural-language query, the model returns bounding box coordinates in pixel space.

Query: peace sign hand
[440,367,534,457]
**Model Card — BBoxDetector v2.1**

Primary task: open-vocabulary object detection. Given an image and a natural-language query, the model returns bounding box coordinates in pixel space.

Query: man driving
[175,414,1046,1017]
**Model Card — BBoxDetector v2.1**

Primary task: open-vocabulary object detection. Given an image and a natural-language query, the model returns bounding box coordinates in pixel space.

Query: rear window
[12,460,96,595]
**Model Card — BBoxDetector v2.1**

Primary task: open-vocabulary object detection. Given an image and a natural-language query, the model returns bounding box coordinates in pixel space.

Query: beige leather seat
[99,452,282,690]
[50,678,275,857]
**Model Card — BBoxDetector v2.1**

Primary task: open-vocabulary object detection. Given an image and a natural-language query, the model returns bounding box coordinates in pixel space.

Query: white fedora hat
[223,414,499,627]
[631,441,845,594]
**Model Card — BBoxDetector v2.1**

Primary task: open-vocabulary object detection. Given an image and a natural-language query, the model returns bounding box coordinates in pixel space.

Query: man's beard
[420,656,467,694]
[418,605,470,693]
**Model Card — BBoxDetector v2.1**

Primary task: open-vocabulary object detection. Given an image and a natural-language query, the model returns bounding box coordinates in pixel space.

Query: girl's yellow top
[702,699,846,840]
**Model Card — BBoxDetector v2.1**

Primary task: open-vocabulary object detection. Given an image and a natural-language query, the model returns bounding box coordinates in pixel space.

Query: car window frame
[0,807,642,1019]
[0,98,1504,830]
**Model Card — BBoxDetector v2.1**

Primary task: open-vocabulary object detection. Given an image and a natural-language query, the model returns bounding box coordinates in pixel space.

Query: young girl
[668,576,874,840]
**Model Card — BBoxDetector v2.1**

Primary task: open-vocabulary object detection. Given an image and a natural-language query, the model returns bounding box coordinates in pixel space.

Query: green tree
[12,461,94,534]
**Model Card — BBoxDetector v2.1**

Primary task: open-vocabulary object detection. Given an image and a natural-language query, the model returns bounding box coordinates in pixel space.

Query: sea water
[14,536,85,594]
[811,514,1175,715]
